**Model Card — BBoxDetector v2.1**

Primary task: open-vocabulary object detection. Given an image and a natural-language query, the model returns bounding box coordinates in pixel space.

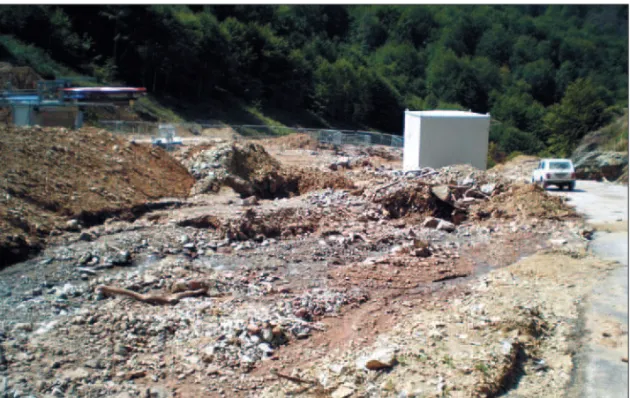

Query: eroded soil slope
[0,126,195,267]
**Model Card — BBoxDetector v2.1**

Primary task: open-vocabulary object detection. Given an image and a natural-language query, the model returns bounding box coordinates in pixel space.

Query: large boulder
[572,151,628,181]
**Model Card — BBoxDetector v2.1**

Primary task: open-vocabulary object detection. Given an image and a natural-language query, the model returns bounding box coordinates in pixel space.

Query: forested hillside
[0,5,627,158]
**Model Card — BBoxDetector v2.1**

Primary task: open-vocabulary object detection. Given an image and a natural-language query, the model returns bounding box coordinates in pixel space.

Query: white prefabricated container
[403,110,491,171]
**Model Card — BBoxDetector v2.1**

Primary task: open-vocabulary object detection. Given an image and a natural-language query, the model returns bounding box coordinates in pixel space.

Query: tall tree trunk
[113,23,118,62]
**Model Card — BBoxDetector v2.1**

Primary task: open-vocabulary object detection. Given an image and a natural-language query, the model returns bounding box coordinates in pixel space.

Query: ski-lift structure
[0,77,146,128]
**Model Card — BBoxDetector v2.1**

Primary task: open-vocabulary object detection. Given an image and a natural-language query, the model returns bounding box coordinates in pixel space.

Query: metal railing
[96,121,404,148]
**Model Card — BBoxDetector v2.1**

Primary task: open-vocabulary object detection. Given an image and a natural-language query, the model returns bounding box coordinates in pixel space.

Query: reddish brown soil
[0,125,195,267]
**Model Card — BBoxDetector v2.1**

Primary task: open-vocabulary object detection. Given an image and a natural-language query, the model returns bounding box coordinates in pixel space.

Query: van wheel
[568,182,575,191]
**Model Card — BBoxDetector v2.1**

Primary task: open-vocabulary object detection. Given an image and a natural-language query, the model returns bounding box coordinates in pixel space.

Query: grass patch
[442,354,455,368]
[0,35,77,78]
[600,108,629,152]
[131,96,185,122]
[244,104,285,128]
[475,362,491,376]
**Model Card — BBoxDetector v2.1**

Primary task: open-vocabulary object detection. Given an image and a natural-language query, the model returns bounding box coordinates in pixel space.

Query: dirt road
[550,180,628,397]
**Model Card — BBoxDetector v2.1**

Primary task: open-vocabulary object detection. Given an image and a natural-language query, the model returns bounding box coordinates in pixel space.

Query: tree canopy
[0,5,627,158]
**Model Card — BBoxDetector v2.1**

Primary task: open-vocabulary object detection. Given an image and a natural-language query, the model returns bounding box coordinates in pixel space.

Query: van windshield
[549,161,572,170]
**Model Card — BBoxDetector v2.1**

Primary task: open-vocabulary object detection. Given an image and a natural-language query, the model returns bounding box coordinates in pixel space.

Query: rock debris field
[0,129,612,397]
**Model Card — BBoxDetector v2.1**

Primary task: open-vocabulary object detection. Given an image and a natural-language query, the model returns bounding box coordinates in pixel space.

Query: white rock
[328,363,346,374]
[331,385,355,398]
[549,239,568,246]
[357,348,397,371]
[437,220,456,232]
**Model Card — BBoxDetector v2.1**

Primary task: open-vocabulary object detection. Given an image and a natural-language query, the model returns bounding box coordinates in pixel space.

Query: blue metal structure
[0,78,146,128]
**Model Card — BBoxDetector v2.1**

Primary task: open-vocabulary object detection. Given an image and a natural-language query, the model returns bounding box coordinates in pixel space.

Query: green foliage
[487,141,505,168]
[0,35,75,78]
[91,57,117,83]
[516,59,556,105]
[490,122,544,155]
[0,4,625,153]
[475,362,491,376]
[544,78,611,156]
[490,83,547,140]
[132,96,184,122]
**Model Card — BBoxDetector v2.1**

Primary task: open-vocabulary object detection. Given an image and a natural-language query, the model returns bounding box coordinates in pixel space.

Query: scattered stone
[423,217,440,229]
[13,323,33,332]
[247,324,261,335]
[66,219,80,231]
[62,367,89,381]
[78,252,93,265]
[331,385,355,398]
[294,307,308,318]
[549,239,568,246]
[462,176,475,186]
[241,196,259,206]
[78,232,94,242]
[481,183,497,195]
[85,358,104,369]
[437,220,456,232]
[431,185,451,202]
[111,250,132,265]
[329,363,346,374]
[359,348,397,371]
[272,325,284,336]
[146,386,171,398]
[114,343,128,356]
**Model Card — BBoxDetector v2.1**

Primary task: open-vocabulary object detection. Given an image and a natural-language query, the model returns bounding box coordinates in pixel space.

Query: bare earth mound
[490,155,539,183]
[183,142,355,198]
[0,125,195,267]
[472,183,578,221]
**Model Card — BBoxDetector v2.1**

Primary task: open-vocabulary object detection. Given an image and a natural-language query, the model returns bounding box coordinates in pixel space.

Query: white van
[532,158,576,190]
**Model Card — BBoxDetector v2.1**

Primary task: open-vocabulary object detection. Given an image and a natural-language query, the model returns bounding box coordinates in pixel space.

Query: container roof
[405,110,490,119]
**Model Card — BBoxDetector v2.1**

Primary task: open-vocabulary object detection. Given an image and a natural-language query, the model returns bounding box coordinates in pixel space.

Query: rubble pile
[489,155,540,183]
[221,208,320,241]
[261,133,319,150]
[364,172,503,224]
[0,132,599,398]
[472,183,578,221]
[0,254,374,397]
[361,145,402,161]
[183,142,354,198]
[183,142,282,195]
[366,181,441,219]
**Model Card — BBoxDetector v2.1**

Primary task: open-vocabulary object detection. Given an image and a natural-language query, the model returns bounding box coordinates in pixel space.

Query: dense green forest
[0,5,627,158]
